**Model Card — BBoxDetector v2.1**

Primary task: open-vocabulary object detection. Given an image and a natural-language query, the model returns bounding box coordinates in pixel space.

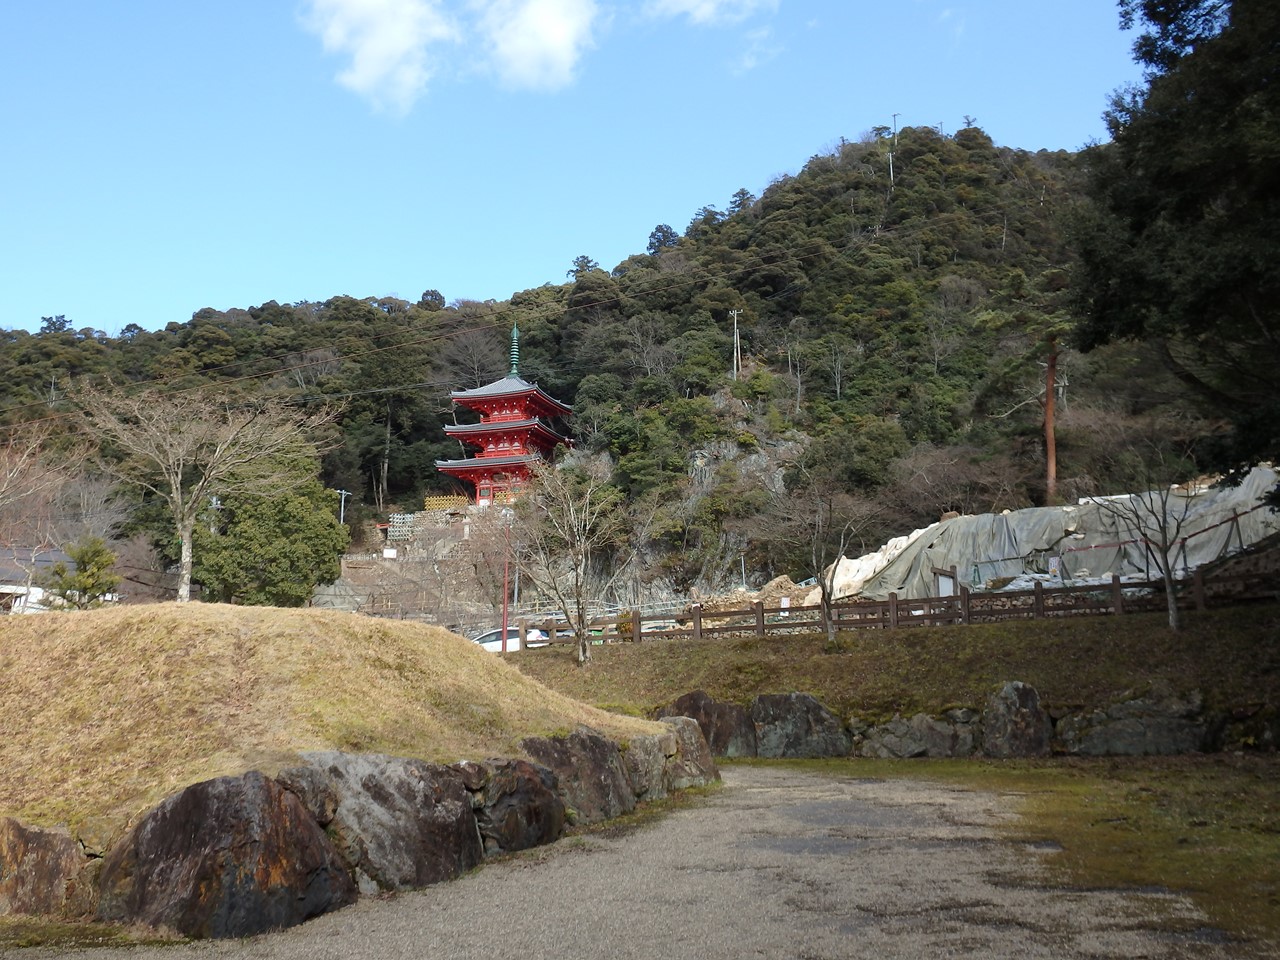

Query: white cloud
[645,0,778,26]
[301,0,458,113]
[471,0,599,91]
[733,26,779,74]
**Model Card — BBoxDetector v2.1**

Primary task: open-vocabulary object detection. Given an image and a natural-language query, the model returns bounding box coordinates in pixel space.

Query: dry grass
[0,604,661,834]
[513,603,1280,720]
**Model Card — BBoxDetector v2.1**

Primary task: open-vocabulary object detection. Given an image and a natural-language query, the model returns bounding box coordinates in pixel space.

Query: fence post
[692,603,703,642]
[1111,574,1124,615]
[1193,569,1206,611]
[1033,580,1045,619]
[631,608,642,643]
[754,600,765,637]
[960,585,971,625]
[888,593,899,629]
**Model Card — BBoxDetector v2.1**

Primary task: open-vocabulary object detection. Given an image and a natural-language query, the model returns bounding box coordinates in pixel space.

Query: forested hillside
[0,123,1216,599]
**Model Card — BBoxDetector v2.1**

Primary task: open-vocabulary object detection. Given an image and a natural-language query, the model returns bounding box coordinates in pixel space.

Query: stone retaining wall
[658,684,1278,761]
[0,720,719,940]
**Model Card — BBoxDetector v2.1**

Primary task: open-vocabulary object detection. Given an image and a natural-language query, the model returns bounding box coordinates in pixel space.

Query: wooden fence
[520,569,1278,646]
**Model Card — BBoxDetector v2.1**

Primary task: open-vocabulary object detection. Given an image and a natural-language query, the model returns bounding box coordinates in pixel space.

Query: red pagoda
[435,325,572,503]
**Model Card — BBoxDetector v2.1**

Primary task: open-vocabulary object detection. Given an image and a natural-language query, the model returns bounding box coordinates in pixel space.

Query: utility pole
[889,113,899,186]
[337,489,351,524]
[728,309,743,380]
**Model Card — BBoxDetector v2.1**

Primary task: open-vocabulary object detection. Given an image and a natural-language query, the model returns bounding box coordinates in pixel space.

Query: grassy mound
[512,603,1280,719]
[0,604,661,831]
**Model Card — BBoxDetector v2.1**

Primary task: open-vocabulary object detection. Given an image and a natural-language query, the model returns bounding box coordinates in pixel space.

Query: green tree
[192,481,348,606]
[1071,0,1280,473]
[40,536,121,610]
[74,386,335,602]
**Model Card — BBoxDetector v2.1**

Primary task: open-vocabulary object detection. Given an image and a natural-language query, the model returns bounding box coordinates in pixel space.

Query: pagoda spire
[509,323,520,377]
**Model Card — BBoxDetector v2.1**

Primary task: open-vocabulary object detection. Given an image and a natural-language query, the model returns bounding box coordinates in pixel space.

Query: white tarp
[807,465,1279,603]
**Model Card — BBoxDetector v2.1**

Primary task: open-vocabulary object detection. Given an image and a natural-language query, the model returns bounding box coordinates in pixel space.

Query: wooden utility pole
[1043,336,1058,503]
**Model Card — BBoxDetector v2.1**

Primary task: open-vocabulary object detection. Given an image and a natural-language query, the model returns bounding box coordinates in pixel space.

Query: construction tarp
[811,465,1279,602]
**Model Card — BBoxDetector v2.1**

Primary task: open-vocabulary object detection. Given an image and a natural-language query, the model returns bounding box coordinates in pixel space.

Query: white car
[471,626,547,653]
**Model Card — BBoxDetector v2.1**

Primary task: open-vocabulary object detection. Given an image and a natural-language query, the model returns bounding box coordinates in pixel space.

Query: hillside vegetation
[0,604,659,832]
[0,124,1210,606]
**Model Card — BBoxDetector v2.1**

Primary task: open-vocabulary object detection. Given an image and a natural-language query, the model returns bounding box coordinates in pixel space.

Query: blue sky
[2,1,1144,334]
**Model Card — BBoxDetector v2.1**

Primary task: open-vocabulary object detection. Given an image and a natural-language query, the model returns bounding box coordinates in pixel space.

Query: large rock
[659,716,721,789]
[1056,691,1209,756]
[982,681,1052,758]
[622,728,681,802]
[277,752,482,894]
[521,726,636,825]
[451,758,565,856]
[0,818,86,916]
[96,771,355,939]
[655,690,758,758]
[854,710,979,759]
[750,693,852,758]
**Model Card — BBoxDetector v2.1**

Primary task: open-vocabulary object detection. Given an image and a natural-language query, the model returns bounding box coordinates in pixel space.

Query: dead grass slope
[0,604,661,831]
[513,603,1280,721]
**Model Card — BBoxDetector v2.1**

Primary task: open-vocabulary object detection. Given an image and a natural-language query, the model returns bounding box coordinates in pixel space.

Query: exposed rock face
[751,693,852,758]
[659,716,721,789]
[655,690,757,758]
[521,726,637,825]
[982,681,1052,758]
[852,710,979,759]
[96,771,355,939]
[622,728,680,802]
[0,818,86,916]
[277,752,482,894]
[451,759,565,856]
[1056,692,1209,755]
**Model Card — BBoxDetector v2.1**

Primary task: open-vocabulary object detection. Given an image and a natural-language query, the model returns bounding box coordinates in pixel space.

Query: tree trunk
[1043,336,1058,504]
[177,520,194,602]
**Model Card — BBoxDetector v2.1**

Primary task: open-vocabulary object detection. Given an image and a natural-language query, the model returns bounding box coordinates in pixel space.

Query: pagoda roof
[449,374,572,414]
[434,453,540,472]
[444,418,570,445]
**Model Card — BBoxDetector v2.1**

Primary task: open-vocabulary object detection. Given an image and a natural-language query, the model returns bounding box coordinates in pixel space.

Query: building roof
[435,453,541,473]
[444,418,571,446]
[0,547,72,584]
[449,374,572,415]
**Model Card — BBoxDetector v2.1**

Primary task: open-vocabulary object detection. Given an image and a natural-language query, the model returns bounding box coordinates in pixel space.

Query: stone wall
[657,684,1278,761]
[0,721,719,940]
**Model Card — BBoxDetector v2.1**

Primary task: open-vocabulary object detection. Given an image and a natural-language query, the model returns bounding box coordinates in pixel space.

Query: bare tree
[73,387,335,602]
[509,457,629,665]
[0,420,84,517]
[1088,440,1201,632]
[436,327,507,390]
[768,463,881,643]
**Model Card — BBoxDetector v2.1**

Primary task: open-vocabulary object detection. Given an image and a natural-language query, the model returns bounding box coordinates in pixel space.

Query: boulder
[1056,691,1209,755]
[855,712,979,759]
[659,716,721,789]
[521,726,636,825]
[451,758,565,856]
[277,752,482,894]
[96,771,355,939]
[982,681,1052,758]
[750,693,852,758]
[0,818,86,916]
[655,690,758,758]
[622,728,680,802]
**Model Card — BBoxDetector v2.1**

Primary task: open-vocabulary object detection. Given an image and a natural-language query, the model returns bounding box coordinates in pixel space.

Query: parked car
[470,626,549,653]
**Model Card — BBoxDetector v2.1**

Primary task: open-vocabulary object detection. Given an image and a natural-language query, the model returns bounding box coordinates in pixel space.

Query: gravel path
[20,765,1251,959]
